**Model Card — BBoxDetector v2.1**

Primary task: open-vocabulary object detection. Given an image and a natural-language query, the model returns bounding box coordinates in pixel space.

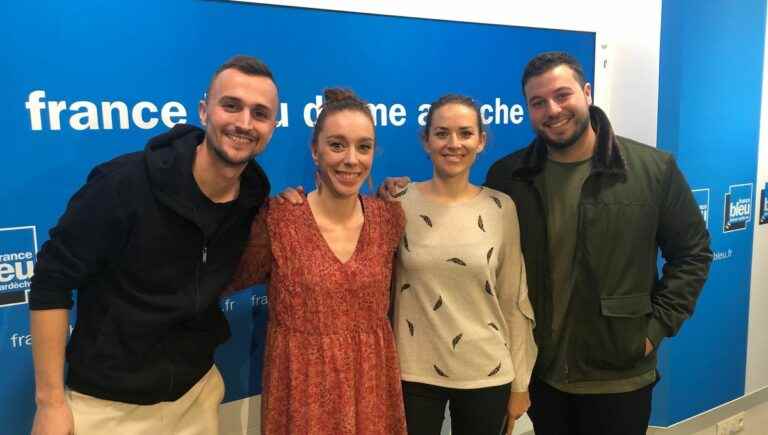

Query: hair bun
[323,87,361,105]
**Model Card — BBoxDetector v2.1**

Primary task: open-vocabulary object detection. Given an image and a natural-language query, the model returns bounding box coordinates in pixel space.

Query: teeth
[227,133,254,144]
[547,118,569,128]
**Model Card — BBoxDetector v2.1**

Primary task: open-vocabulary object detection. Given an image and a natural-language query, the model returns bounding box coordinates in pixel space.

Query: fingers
[277,186,305,205]
[506,417,516,435]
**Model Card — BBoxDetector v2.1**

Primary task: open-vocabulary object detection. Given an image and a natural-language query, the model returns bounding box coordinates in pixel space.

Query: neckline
[409,181,487,208]
[304,196,368,266]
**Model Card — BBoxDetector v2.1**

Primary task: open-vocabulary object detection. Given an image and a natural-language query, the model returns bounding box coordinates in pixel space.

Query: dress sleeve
[383,200,405,252]
[224,205,272,294]
[495,196,538,392]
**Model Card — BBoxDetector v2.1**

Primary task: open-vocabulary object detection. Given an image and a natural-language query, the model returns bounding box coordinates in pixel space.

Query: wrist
[35,388,67,407]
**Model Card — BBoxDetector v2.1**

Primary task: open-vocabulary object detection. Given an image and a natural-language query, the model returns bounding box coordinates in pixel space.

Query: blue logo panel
[692,188,710,228]
[0,227,37,307]
[723,183,753,232]
[760,182,767,225]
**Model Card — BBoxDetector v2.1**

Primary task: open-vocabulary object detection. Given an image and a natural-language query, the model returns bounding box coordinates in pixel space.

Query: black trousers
[402,381,510,435]
[528,376,656,435]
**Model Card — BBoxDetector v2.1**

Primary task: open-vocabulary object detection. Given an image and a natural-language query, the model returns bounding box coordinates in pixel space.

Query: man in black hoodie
[29,55,277,435]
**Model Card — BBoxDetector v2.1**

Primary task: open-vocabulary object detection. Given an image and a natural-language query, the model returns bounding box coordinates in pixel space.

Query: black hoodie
[30,124,270,404]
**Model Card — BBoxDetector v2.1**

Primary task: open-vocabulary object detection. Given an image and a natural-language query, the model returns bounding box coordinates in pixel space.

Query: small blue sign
[0,226,37,308]
[723,183,754,233]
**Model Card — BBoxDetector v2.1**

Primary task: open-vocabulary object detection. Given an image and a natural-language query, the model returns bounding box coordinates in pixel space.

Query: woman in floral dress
[227,88,407,435]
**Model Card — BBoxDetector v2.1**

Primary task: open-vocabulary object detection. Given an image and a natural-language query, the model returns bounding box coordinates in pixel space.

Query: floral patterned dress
[230,196,407,435]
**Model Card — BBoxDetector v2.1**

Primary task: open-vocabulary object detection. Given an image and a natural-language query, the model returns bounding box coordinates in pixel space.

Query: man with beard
[483,51,712,434]
[28,55,277,435]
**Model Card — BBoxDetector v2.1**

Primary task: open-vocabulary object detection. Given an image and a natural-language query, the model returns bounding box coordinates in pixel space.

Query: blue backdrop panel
[656,0,764,426]
[0,1,595,433]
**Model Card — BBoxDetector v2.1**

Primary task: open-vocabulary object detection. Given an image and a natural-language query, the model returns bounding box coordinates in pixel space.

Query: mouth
[544,116,572,130]
[334,170,363,184]
[225,132,258,146]
[441,153,466,163]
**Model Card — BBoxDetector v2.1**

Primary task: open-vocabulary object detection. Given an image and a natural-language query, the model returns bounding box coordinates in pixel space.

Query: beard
[537,112,591,150]
[206,128,260,167]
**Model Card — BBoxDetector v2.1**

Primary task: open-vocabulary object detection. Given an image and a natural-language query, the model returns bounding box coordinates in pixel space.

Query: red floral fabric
[256,196,406,435]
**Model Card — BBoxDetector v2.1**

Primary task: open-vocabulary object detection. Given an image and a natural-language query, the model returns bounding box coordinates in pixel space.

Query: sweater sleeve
[224,205,272,293]
[29,165,130,310]
[495,196,537,392]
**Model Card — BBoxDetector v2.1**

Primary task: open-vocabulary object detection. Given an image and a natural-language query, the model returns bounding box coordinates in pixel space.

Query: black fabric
[528,375,656,435]
[29,124,270,404]
[402,381,510,435]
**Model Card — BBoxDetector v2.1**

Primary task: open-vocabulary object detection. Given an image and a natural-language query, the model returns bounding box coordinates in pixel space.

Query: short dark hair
[521,51,587,98]
[312,88,374,146]
[421,94,485,142]
[206,55,276,99]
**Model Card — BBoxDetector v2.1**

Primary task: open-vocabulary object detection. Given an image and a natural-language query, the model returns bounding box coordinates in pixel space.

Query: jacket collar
[511,105,627,179]
[144,124,270,217]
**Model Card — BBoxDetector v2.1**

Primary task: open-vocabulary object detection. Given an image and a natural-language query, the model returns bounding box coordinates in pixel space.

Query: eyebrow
[219,96,273,112]
[326,134,374,142]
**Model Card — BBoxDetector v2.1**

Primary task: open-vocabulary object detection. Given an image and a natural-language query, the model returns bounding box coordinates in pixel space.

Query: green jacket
[485,106,712,383]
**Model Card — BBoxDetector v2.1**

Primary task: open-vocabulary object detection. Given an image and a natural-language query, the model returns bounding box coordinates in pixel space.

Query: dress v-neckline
[304,196,367,266]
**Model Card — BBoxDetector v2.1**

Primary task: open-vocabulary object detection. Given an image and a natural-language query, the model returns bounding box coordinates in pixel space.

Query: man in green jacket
[484,51,712,434]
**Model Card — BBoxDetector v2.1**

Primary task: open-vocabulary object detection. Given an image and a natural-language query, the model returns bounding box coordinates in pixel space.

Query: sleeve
[224,204,273,294]
[29,166,130,310]
[383,199,406,252]
[495,197,538,392]
[648,156,713,348]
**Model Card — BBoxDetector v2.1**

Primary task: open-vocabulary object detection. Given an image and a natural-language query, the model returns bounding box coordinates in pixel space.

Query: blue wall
[655,0,765,425]
[0,2,596,433]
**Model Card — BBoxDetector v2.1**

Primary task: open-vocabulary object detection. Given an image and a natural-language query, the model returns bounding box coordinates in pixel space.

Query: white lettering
[101,101,130,130]
[303,95,323,127]
[160,101,187,128]
[69,101,99,131]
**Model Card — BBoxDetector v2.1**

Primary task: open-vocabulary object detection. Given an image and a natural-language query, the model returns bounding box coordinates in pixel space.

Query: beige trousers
[67,365,225,435]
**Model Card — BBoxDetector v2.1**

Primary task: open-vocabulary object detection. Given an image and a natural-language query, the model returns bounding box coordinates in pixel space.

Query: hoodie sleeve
[29,165,130,310]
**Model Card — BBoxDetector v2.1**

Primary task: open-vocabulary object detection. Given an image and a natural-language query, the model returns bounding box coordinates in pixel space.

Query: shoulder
[480,187,517,212]
[363,196,404,222]
[487,148,528,176]
[617,136,674,166]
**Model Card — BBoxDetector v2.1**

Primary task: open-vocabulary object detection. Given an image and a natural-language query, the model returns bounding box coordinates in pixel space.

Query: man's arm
[30,309,73,435]
[648,156,713,348]
[29,164,130,435]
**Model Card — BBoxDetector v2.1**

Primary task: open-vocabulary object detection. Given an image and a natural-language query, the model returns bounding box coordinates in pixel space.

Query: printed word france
[25,90,187,131]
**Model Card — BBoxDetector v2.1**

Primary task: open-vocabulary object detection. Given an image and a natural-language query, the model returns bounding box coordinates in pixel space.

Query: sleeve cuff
[647,318,668,349]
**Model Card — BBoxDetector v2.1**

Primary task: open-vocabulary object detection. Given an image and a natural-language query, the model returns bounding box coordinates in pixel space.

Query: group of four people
[29,51,712,435]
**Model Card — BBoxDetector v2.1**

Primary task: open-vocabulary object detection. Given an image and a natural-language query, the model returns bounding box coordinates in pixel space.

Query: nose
[545,99,563,117]
[343,147,360,165]
[446,133,461,148]
[238,110,255,130]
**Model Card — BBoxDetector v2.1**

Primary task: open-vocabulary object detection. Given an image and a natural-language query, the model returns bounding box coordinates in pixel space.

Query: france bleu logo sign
[723,184,753,233]
[760,182,768,225]
[0,226,37,308]
[692,188,710,228]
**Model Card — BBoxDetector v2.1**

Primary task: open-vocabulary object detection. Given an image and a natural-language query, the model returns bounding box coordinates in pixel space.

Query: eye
[328,141,345,151]
[251,108,270,121]
[530,99,545,109]
[358,142,374,153]
[459,130,474,139]
[434,131,449,139]
[555,92,571,103]
[222,101,241,112]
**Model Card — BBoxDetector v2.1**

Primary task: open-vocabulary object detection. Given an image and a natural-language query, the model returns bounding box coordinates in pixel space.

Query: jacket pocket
[576,293,651,371]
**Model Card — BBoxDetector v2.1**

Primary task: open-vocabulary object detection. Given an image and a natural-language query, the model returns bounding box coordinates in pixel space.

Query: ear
[477,131,487,154]
[198,99,208,127]
[310,142,319,165]
[583,83,593,105]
